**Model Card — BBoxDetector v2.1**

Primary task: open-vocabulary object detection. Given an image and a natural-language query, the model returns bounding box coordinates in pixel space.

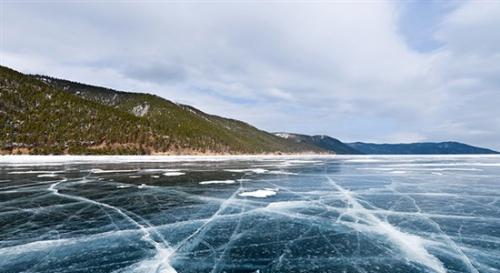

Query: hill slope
[274,133,360,154]
[348,142,499,154]
[0,65,323,154]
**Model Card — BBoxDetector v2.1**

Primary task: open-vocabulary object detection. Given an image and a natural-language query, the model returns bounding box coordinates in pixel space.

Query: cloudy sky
[2,1,500,149]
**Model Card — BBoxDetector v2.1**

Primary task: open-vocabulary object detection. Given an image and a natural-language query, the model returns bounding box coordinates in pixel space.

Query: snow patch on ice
[268,170,297,175]
[142,169,182,173]
[239,188,278,198]
[90,169,137,174]
[199,180,236,185]
[37,173,59,177]
[225,168,268,174]
[9,170,64,174]
[225,168,296,175]
[237,178,252,182]
[163,172,185,176]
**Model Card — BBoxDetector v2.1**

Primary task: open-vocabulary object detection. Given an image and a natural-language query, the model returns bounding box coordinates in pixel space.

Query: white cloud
[1,1,499,150]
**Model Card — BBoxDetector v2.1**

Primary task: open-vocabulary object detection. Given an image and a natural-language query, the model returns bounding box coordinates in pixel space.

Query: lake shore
[0,154,339,165]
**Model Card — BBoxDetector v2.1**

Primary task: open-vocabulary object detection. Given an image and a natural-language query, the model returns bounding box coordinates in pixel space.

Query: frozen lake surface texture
[0,155,499,273]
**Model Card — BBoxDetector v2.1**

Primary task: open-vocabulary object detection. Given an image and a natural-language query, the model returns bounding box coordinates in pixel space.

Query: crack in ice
[326,177,448,273]
[48,178,177,273]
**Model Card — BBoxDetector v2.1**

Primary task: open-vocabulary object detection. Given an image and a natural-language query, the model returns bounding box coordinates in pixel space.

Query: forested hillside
[0,66,324,155]
[274,133,362,154]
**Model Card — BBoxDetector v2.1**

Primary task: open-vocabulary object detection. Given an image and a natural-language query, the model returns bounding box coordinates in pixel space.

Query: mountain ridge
[274,132,498,154]
[273,132,361,154]
[0,65,325,155]
[348,141,499,155]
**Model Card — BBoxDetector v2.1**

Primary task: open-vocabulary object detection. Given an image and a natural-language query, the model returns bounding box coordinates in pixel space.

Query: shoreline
[0,149,331,156]
[0,154,337,165]
[1,154,499,165]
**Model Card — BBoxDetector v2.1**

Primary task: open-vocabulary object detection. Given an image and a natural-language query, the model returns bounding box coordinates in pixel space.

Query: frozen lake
[0,155,499,273]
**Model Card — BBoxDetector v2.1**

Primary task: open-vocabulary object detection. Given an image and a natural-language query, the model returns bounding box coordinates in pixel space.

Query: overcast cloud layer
[2,1,499,150]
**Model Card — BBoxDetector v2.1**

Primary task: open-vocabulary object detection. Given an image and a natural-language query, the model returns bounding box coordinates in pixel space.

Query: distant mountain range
[273,133,498,154]
[1,65,498,155]
[347,142,499,155]
[273,133,361,154]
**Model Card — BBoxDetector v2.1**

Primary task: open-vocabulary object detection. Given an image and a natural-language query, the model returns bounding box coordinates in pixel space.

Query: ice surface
[328,177,446,273]
[1,155,499,273]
